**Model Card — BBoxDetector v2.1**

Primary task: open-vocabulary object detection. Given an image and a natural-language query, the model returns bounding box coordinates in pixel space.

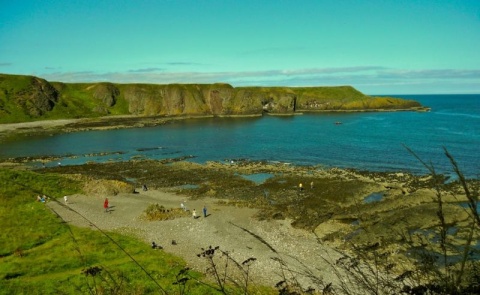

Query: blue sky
[1,0,479,94]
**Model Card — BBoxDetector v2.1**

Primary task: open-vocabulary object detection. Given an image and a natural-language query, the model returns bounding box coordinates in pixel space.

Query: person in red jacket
[104,198,109,213]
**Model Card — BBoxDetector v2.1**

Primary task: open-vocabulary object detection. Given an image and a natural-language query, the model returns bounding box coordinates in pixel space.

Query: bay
[1,94,479,178]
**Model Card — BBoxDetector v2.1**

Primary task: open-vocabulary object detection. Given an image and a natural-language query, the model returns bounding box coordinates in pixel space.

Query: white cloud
[38,67,480,94]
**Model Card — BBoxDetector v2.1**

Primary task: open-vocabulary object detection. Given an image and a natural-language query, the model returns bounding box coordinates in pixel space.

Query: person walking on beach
[64,195,68,204]
[192,209,197,219]
[103,198,109,213]
[203,205,207,217]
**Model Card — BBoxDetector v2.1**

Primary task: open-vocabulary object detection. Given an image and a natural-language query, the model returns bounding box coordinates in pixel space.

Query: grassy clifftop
[0,73,424,123]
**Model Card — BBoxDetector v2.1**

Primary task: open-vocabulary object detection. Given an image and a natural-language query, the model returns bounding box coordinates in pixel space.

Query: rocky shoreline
[6,157,467,291]
[16,158,477,272]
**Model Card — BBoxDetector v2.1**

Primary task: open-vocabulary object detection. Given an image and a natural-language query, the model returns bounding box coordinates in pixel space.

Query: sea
[1,94,479,178]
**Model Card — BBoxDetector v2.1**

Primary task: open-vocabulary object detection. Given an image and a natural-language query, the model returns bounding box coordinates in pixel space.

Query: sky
[1,0,479,94]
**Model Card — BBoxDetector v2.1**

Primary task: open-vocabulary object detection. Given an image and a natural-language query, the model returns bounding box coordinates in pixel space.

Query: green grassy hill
[0,73,423,124]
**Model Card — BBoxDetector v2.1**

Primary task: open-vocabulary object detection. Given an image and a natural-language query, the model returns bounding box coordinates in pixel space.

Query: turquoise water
[459,202,480,213]
[364,192,384,204]
[238,173,274,184]
[1,94,479,177]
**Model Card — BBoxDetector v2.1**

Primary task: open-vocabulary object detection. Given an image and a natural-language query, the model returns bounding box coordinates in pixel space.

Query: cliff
[0,73,424,123]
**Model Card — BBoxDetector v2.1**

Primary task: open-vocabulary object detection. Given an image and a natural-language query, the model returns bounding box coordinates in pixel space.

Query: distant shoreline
[0,105,430,138]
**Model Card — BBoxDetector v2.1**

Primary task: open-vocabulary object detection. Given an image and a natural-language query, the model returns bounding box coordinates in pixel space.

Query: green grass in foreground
[0,168,273,294]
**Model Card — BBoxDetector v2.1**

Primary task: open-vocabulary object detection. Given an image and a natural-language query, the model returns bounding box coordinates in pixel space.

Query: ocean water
[1,94,479,178]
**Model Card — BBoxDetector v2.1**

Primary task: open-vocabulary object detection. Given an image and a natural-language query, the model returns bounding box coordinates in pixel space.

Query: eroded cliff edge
[0,73,427,123]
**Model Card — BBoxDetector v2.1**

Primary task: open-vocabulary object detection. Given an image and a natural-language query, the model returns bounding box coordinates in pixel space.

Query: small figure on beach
[310,181,314,189]
[151,241,162,249]
[142,184,148,191]
[203,205,207,217]
[64,195,68,204]
[192,209,197,219]
[180,202,185,211]
[299,183,303,191]
[103,198,109,213]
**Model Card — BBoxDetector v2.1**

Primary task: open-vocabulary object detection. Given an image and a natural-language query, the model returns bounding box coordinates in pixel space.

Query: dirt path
[48,188,344,288]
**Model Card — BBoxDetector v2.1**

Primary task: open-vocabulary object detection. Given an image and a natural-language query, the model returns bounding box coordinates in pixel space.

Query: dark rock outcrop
[0,75,58,117]
[88,83,120,114]
[92,83,119,107]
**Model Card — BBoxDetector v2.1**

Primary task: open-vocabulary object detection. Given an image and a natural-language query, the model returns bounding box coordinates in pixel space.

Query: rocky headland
[0,73,428,126]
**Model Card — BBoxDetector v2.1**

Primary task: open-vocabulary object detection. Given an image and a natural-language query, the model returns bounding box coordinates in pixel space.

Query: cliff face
[0,74,58,119]
[0,74,423,123]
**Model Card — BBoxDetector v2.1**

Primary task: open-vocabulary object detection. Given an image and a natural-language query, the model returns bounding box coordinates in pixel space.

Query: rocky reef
[0,73,426,123]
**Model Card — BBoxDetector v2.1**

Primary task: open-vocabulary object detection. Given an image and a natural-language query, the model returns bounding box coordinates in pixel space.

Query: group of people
[35,194,70,204]
[191,205,208,219]
[35,194,71,204]
[180,201,208,219]
[44,188,211,252]
[151,241,162,249]
[36,195,49,203]
[34,194,71,205]
[298,181,315,191]
[37,189,209,220]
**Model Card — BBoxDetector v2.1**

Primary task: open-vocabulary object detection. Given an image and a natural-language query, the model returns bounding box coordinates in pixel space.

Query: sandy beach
[47,188,345,288]
[0,119,80,133]
[0,115,171,137]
